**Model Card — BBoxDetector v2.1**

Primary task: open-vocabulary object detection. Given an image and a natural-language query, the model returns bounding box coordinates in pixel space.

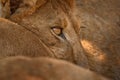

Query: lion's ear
[24,0,47,8]
[10,0,47,22]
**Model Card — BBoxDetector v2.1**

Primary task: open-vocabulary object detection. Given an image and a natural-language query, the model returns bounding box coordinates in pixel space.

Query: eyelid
[51,26,62,29]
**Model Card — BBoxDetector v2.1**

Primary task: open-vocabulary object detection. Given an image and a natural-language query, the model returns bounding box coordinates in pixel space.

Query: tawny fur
[0,0,120,80]
[76,0,120,80]
[0,0,89,68]
[0,56,110,80]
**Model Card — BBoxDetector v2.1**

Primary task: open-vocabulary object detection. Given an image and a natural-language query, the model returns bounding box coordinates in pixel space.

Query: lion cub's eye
[51,27,63,36]
[51,26,66,39]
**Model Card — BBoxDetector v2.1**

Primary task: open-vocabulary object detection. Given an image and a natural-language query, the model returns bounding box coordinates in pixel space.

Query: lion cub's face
[3,0,88,67]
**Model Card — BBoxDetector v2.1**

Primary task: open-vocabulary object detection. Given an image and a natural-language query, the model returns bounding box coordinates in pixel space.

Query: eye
[51,27,63,36]
[51,26,66,39]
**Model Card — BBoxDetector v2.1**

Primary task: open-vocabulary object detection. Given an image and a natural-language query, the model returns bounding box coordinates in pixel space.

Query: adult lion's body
[77,0,120,79]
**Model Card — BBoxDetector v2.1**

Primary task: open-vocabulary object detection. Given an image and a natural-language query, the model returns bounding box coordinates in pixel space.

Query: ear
[10,0,47,22]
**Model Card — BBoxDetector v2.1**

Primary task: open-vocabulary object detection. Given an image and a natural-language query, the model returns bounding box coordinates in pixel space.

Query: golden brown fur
[77,0,120,80]
[0,56,110,80]
[0,0,119,80]
[0,0,89,67]
[0,0,10,18]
